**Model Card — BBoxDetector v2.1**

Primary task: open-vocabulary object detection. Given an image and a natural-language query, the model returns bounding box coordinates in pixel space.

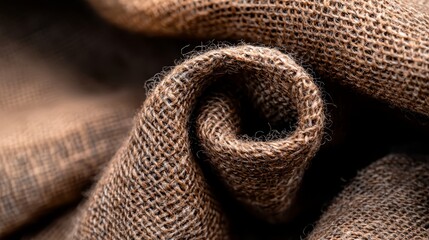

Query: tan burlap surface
[72,45,324,239]
[0,1,180,238]
[1,0,429,239]
[89,0,429,116]
[308,154,429,239]
[0,25,137,237]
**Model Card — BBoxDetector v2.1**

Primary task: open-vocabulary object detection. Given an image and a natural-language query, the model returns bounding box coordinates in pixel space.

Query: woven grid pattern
[73,45,324,239]
[1,0,429,239]
[196,82,323,222]
[309,154,429,239]
[0,81,136,236]
[89,0,429,116]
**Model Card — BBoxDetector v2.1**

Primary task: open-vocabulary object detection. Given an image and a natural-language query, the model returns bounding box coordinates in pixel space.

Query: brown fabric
[72,45,324,239]
[0,1,182,238]
[0,87,135,236]
[88,0,429,116]
[308,154,429,239]
[197,88,323,222]
[0,25,138,235]
[1,0,429,239]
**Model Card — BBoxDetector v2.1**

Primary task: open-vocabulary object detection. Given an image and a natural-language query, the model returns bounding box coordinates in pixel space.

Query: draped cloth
[1,0,428,239]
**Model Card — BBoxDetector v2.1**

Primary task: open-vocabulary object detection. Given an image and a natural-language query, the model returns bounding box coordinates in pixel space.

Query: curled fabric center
[74,45,325,239]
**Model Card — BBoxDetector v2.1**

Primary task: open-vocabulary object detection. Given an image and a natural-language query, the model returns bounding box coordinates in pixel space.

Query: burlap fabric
[1,0,429,239]
[23,154,429,239]
[308,154,429,239]
[16,45,324,239]
[0,84,135,236]
[0,28,137,237]
[0,1,181,237]
[73,45,324,239]
[89,0,429,116]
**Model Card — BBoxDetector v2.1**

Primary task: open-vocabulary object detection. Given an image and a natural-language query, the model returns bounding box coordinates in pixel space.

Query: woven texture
[197,89,323,222]
[0,1,181,237]
[72,45,324,239]
[1,0,429,239]
[89,0,429,116]
[0,26,138,236]
[0,87,135,236]
[308,154,429,239]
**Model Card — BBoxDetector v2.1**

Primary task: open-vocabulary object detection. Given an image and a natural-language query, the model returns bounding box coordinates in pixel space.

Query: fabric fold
[2,1,429,238]
[0,90,136,237]
[196,82,324,222]
[308,154,429,239]
[0,2,181,236]
[87,0,429,116]
[70,45,325,239]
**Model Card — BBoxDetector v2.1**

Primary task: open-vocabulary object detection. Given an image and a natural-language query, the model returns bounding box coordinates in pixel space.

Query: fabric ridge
[89,0,429,116]
[1,0,429,239]
[308,154,429,239]
[73,45,324,239]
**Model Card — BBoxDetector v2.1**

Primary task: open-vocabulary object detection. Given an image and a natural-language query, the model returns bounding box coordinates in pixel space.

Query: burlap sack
[308,154,429,239]
[87,0,429,116]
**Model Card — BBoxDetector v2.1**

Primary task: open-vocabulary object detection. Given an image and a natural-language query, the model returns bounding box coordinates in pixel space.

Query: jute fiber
[0,35,138,237]
[308,154,429,239]
[72,45,324,239]
[0,85,135,236]
[88,0,429,116]
[1,0,429,239]
[0,1,181,237]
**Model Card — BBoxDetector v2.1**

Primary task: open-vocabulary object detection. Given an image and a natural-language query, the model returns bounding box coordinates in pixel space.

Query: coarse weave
[0,1,181,237]
[73,45,324,239]
[308,154,429,239]
[89,0,429,116]
[1,0,429,239]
